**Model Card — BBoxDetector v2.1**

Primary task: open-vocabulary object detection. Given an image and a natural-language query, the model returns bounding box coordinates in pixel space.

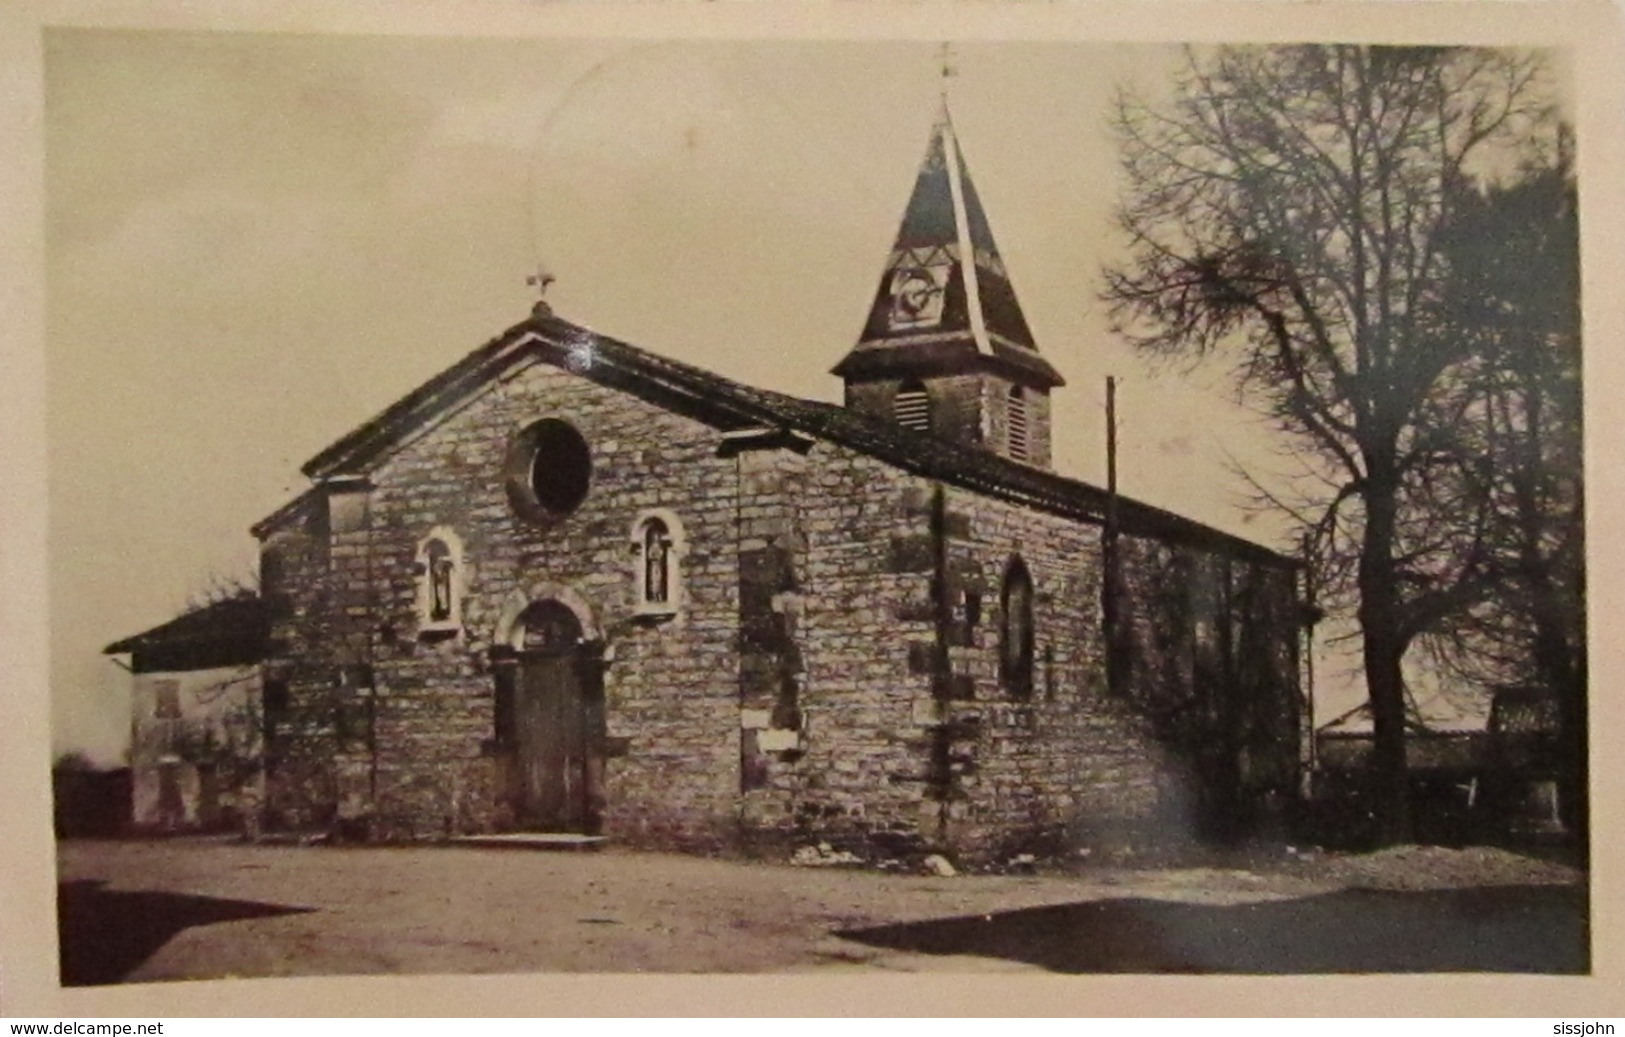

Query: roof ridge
[271,314,1297,568]
[562,321,1295,566]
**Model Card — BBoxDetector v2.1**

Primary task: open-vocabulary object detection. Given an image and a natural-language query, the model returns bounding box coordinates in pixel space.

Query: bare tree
[1104,45,1561,843]
[1426,157,1585,836]
[184,567,260,613]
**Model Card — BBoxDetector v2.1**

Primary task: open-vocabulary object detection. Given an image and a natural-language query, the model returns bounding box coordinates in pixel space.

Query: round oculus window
[507,418,591,523]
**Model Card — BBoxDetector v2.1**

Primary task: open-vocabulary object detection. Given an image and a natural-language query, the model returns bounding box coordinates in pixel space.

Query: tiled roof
[103,595,268,656]
[292,313,1297,568]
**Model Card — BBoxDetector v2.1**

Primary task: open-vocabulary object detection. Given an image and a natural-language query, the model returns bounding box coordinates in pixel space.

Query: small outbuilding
[104,594,268,833]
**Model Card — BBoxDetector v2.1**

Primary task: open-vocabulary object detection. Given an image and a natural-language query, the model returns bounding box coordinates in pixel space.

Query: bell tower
[833,103,1063,468]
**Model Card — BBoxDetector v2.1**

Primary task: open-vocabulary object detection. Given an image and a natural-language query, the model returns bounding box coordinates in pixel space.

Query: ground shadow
[837,884,1588,973]
[57,879,315,986]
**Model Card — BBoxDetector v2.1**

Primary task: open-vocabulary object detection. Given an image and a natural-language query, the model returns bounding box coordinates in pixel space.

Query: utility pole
[1106,376,1118,518]
[1103,376,1123,697]
[1301,529,1317,785]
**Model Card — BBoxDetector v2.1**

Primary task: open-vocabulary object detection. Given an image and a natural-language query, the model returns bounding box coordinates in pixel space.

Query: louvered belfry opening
[1007,384,1029,462]
[893,381,932,432]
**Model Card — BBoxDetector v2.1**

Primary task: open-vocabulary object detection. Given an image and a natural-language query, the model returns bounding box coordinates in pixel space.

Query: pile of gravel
[1305,844,1584,891]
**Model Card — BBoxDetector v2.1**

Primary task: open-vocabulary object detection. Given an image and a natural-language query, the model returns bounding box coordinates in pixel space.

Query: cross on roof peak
[526,264,557,317]
[526,264,556,297]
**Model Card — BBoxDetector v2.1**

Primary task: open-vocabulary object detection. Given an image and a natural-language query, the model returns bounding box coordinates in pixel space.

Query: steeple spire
[834,88,1063,468]
[833,100,1063,389]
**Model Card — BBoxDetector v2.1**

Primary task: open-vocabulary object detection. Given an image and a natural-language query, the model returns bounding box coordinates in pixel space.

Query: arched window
[630,510,687,617]
[415,527,465,636]
[893,381,932,432]
[1007,384,1030,463]
[1000,556,1035,698]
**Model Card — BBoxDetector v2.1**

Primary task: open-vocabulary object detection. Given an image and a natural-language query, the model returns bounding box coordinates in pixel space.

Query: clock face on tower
[887,264,949,330]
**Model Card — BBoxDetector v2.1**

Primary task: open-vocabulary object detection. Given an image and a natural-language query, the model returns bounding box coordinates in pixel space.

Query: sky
[46,31,1356,764]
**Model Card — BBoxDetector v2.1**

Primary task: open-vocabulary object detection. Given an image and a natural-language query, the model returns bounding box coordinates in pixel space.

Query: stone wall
[260,492,341,830]
[919,485,1176,857]
[733,444,811,845]
[260,358,797,846]
[344,358,747,845]
[766,446,939,852]
[747,443,1181,861]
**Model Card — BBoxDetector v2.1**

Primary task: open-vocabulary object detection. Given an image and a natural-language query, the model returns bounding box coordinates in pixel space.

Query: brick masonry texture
[257,352,1301,860]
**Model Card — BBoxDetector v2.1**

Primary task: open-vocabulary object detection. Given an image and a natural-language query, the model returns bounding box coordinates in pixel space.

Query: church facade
[252,110,1306,860]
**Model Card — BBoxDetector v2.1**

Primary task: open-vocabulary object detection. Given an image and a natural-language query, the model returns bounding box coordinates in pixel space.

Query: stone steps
[448,832,608,851]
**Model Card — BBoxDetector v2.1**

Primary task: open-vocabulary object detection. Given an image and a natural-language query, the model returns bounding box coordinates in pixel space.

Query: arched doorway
[512,599,604,832]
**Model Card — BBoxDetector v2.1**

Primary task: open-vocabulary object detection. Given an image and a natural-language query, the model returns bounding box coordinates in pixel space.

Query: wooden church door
[515,600,600,832]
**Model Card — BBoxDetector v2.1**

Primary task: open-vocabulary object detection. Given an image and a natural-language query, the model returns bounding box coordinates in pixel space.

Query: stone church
[251,107,1307,860]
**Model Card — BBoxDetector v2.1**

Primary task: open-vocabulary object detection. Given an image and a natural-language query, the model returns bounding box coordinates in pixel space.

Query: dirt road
[55,839,1586,983]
